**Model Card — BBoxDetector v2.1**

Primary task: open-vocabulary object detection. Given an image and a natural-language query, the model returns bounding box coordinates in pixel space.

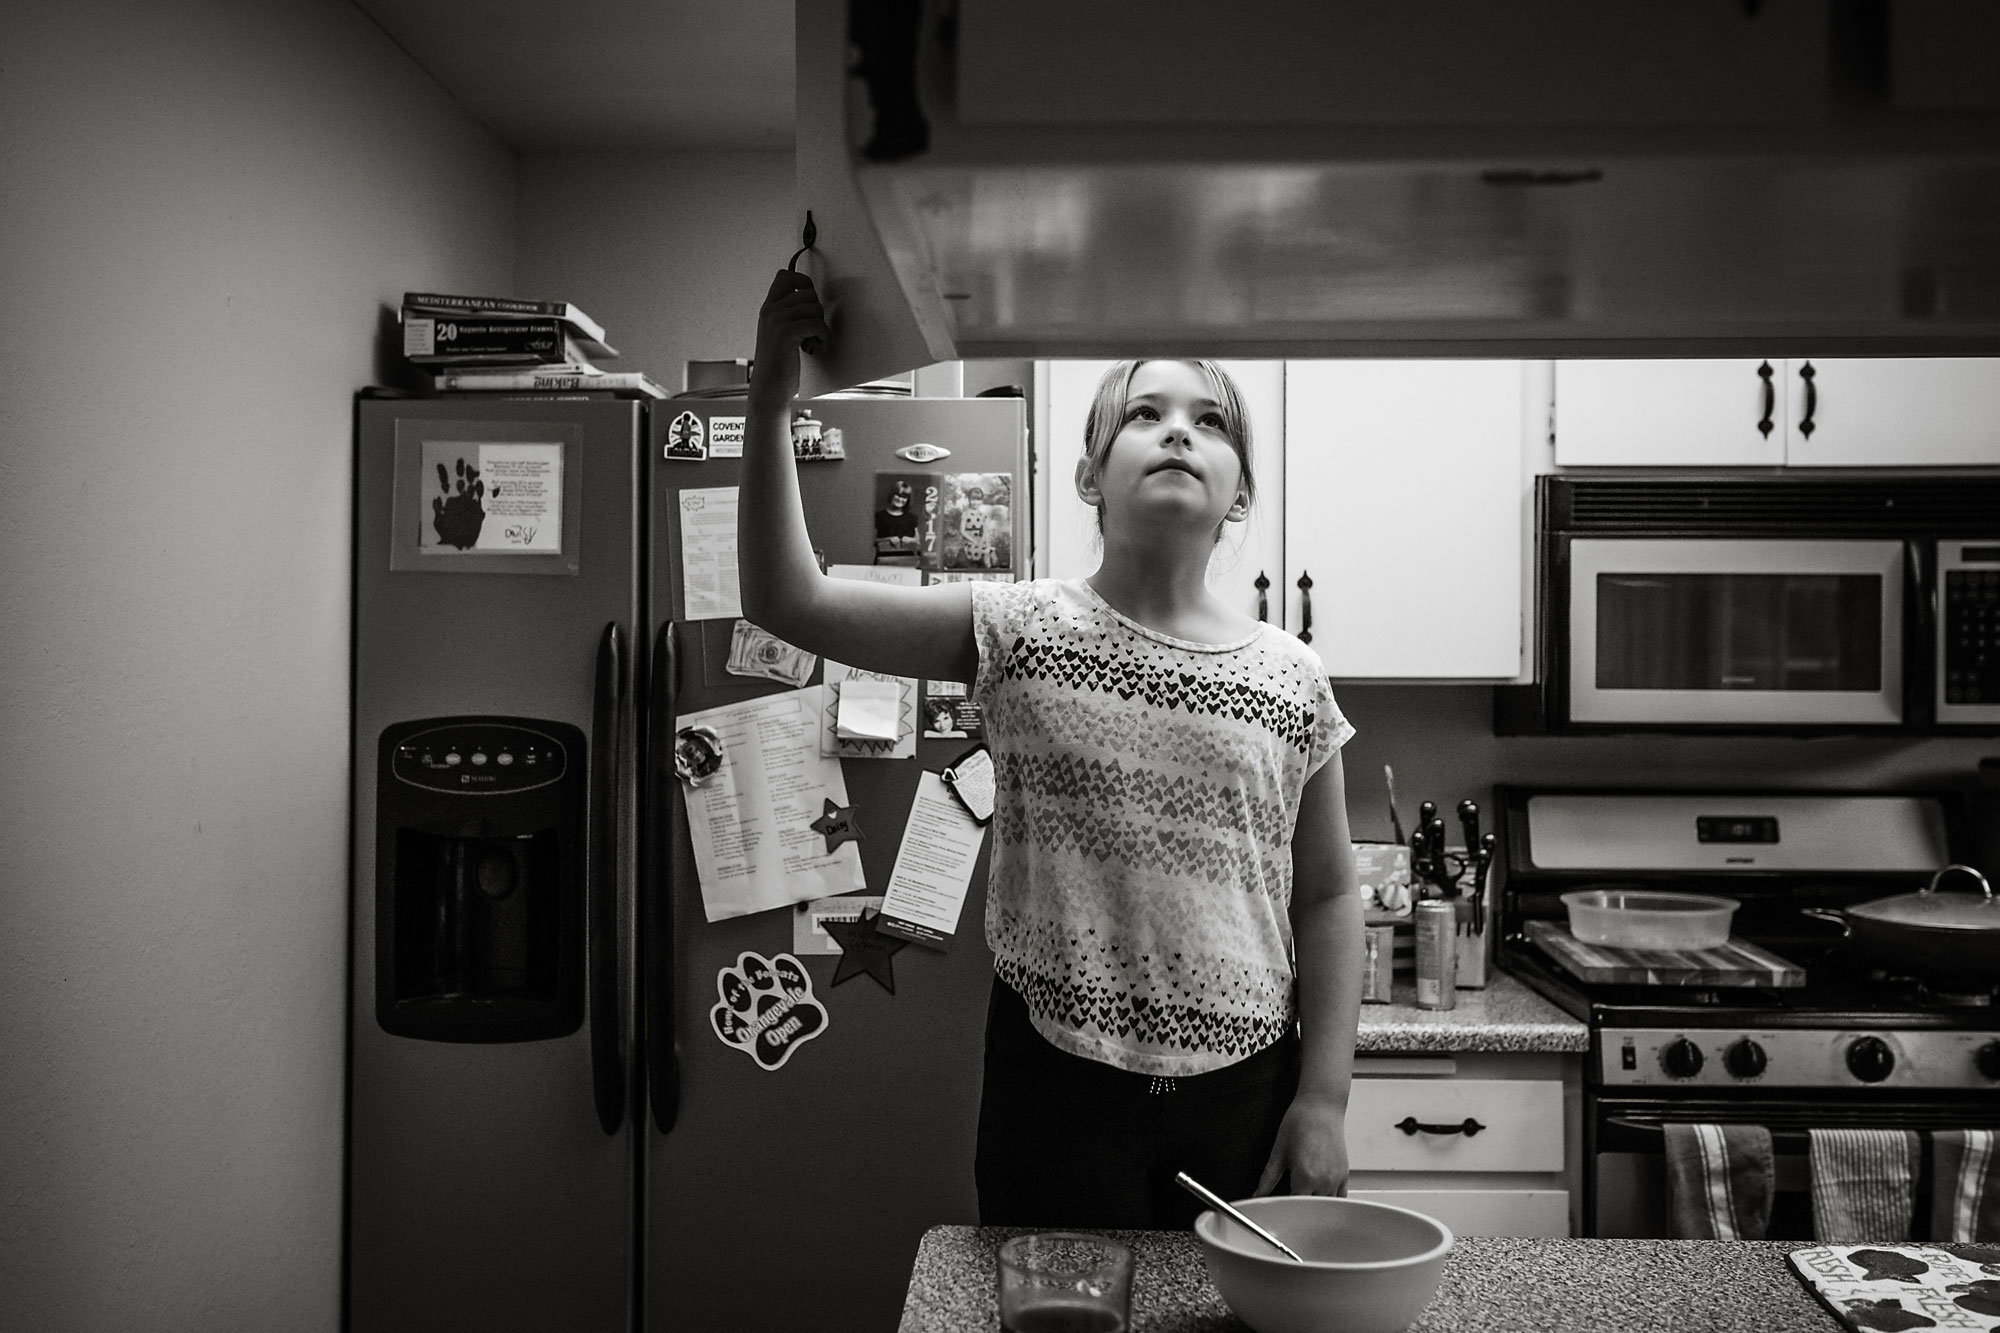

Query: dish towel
[1787,1244,2000,1333]
[1810,1128,1920,1243]
[1663,1122,1774,1239]
[1930,1129,2000,1243]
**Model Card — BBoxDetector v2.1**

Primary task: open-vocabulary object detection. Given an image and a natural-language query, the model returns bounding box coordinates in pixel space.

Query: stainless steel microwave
[1497,477,2000,735]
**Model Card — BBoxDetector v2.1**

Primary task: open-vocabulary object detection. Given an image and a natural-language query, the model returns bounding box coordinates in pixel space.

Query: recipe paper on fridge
[680,689,865,920]
[876,771,986,949]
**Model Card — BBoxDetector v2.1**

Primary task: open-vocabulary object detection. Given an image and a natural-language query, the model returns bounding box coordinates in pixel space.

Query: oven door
[1590,1092,2000,1239]
[1568,538,1905,727]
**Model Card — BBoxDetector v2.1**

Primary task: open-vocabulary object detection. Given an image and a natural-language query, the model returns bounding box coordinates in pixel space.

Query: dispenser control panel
[391,723,569,793]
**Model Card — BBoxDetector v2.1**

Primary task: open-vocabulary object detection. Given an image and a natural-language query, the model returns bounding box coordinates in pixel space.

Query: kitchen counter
[899,1227,1847,1332]
[1356,970,1588,1054]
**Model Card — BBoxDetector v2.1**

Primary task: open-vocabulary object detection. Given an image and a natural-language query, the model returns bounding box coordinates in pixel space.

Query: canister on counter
[1361,925,1396,1003]
[1413,898,1458,1010]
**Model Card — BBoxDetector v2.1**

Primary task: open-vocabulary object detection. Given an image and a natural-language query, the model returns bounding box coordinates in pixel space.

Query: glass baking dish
[1560,888,1739,950]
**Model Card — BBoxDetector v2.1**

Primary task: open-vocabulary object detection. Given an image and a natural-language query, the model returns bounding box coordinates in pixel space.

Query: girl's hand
[750,269,832,408]
[1255,1093,1350,1197]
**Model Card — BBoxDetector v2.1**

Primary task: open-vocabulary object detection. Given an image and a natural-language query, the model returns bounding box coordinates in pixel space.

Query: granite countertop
[899,1227,1846,1332]
[1356,969,1588,1054]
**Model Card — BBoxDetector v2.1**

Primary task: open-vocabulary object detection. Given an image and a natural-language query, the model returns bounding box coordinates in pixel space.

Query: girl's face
[1078,360,1248,540]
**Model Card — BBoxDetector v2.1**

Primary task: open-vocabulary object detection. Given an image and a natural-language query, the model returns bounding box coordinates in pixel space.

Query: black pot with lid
[1804,864,2000,985]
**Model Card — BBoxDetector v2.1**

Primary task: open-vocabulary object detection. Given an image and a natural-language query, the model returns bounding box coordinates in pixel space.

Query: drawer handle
[1395,1116,1486,1138]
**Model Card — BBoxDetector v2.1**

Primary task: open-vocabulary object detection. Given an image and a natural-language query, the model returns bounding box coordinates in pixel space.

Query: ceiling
[350,0,795,151]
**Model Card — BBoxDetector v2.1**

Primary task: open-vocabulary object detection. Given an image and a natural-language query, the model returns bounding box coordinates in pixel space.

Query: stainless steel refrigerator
[349,390,1027,1332]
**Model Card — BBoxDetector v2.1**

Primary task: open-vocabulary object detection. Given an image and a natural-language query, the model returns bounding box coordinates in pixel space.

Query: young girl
[742,270,1363,1228]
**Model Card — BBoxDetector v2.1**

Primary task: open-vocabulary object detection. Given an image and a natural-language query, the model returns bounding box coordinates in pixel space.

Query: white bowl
[1194,1196,1452,1333]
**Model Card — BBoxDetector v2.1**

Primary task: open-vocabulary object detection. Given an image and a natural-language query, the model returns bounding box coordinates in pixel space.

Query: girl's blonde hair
[1079,360,1256,527]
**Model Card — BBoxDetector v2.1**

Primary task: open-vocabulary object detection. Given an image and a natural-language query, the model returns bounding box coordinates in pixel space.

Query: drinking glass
[996,1232,1133,1333]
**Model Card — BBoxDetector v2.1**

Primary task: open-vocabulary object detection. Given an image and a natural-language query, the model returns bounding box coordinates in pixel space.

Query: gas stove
[1496,788,2000,1093]
[1498,787,2000,1238]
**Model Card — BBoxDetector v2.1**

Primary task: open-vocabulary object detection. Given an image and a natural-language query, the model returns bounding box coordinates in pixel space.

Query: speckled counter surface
[1355,969,1588,1054]
[899,1227,1845,1332]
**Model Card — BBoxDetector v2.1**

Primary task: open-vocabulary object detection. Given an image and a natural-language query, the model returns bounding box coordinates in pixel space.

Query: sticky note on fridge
[835,678,902,740]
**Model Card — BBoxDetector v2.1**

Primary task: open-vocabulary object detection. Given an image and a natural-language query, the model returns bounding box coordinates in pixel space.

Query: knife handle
[1427,816,1451,893]
[1457,800,1480,861]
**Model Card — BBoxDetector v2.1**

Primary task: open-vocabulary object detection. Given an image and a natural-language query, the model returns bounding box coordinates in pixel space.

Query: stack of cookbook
[401,291,667,398]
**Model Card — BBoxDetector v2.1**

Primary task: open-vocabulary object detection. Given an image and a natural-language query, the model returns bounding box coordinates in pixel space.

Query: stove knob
[1846,1036,1895,1084]
[1661,1037,1705,1080]
[1978,1041,2000,1082]
[1723,1038,1767,1079]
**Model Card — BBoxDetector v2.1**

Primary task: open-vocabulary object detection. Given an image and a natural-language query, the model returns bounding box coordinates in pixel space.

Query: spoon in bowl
[1173,1171,1304,1263]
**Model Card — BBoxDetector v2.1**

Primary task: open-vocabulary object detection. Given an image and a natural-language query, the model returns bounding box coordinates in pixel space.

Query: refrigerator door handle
[645,619,683,1135]
[589,621,626,1136]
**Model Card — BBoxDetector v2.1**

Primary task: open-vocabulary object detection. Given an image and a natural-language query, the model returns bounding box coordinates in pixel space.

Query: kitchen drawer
[1347,1078,1564,1173]
[1347,1188,1570,1239]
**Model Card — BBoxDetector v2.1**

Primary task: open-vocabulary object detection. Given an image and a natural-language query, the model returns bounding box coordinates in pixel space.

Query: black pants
[974,977,1301,1230]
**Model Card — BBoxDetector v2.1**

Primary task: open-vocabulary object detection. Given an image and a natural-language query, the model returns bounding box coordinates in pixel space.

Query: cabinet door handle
[1296,571,1313,644]
[1797,361,1817,440]
[1254,570,1270,623]
[1756,361,1775,438]
[1395,1116,1486,1137]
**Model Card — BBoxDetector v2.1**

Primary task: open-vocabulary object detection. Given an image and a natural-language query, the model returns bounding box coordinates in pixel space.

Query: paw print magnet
[710,951,828,1071]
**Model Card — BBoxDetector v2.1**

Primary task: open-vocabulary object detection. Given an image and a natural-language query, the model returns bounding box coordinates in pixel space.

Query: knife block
[1448,857,1493,990]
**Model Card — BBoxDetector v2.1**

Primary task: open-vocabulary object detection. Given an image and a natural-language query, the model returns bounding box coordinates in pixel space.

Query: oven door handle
[1602,1115,1813,1153]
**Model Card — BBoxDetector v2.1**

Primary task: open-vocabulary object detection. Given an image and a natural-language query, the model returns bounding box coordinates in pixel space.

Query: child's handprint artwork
[431,456,486,549]
[709,951,827,1071]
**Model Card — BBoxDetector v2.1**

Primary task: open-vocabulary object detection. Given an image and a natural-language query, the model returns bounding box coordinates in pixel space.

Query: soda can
[1413,899,1458,1010]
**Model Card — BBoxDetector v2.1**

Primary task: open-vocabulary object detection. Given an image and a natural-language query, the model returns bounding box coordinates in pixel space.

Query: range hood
[795,0,2000,395]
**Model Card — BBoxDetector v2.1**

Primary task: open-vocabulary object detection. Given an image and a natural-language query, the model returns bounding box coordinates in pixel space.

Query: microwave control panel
[1938,540,2000,722]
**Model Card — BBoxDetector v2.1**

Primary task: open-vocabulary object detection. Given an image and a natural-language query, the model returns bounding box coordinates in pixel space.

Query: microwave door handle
[645,619,682,1136]
[589,621,627,1136]
[1909,541,1937,722]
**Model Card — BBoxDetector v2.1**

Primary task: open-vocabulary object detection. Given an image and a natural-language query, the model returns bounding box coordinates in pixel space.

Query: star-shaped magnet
[824,907,906,993]
[809,798,863,853]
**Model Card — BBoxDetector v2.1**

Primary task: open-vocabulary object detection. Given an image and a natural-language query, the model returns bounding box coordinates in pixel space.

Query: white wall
[516,150,797,391]
[0,3,514,1327]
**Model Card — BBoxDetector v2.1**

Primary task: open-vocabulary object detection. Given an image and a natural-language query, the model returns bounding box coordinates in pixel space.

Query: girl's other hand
[1254,1093,1350,1197]
[750,269,831,408]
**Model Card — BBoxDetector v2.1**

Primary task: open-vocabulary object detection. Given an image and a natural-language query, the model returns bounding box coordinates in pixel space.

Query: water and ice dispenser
[375,717,586,1041]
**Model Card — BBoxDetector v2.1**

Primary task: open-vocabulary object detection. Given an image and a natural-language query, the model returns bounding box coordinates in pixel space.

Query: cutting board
[1789,1244,2000,1332]
[1526,919,1806,987]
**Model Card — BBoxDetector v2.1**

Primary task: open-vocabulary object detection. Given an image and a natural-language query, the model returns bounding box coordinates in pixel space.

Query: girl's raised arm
[738,270,980,685]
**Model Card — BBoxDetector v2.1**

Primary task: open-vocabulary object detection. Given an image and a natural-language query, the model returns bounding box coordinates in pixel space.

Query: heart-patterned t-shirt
[970,578,1353,1076]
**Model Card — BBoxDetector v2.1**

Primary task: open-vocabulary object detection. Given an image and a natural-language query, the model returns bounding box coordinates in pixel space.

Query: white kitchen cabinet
[1346,1052,1581,1238]
[1283,361,1533,681]
[1345,1077,1564,1173]
[1782,358,2000,467]
[1037,360,1286,626]
[1036,360,1534,680]
[1554,358,2000,467]
[1553,360,1788,467]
